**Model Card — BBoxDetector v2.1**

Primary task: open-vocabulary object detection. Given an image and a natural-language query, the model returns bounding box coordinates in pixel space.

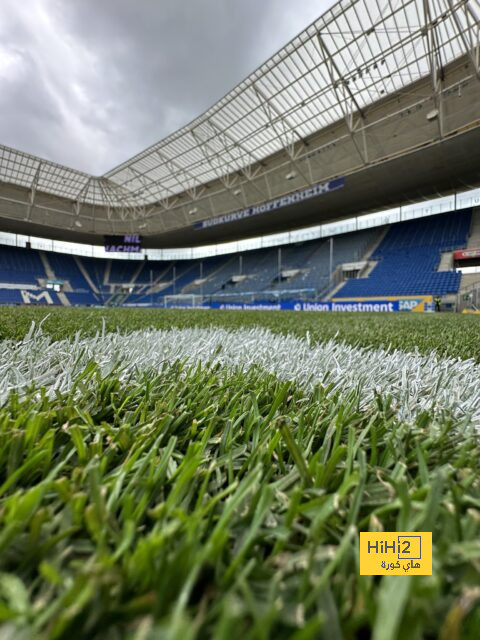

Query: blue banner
[210,300,397,312]
[194,177,345,230]
[161,296,433,312]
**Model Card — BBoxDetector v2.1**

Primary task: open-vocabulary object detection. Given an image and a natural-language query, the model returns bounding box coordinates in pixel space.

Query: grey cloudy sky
[0,0,334,176]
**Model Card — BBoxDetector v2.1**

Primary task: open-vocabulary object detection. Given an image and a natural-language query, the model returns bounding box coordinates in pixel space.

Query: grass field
[0,307,479,639]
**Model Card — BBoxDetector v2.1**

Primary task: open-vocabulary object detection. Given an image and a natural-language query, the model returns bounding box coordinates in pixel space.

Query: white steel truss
[0,0,479,217]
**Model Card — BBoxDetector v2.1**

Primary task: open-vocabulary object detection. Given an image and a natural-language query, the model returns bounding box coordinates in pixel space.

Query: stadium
[0,0,479,638]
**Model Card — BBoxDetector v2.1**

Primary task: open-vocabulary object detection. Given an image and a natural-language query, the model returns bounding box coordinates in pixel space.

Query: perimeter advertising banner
[329,295,434,312]
[161,295,434,312]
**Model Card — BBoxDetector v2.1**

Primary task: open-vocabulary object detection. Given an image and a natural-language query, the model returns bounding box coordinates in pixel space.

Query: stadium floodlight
[285,172,296,181]
[426,109,440,122]
[189,208,198,215]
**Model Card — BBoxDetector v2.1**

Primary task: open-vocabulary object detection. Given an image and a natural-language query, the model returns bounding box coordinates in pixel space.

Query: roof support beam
[191,125,266,205]
[97,179,114,221]
[422,0,445,138]
[316,34,366,118]
[316,34,369,166]
[26,161,42,221]
[204,117,271,204]
[192,122,270,203]
[97,178,142,222]
[148,148,207,224]
[252,83,307,159]
[156,149,206,200]
[128,166,174,204]
[190,127,237,187]
[101,177,142,208]
[98,178,145,222]
[206,117,264,175]
[74,177,92,219]
[252,83,312,186]
[447,0,480,81]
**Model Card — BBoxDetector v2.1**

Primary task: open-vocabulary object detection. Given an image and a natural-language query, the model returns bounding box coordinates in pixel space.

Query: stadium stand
[0,210,474,306]
[47,252,91,291]
[125,230,380,305]
[0,289,23,305]
[81,257,109,293]
[109,259,144,284]
[273,228,379,294]
[335,211,471,298]
[67,291,100,306]
[131,261,169,285]
[181,228,380,302]
[0,245,45,285]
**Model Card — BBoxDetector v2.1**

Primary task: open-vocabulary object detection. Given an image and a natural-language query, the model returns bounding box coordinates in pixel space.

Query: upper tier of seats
[336,210,471,298]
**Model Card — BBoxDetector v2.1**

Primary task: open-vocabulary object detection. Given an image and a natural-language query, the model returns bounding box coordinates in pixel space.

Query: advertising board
[161,295,434,312]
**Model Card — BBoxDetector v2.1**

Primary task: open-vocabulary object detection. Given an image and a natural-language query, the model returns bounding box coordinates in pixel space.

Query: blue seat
[337,210,471,299]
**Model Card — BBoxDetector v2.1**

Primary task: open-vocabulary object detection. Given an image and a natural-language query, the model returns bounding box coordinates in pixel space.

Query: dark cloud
[0,0,329,174]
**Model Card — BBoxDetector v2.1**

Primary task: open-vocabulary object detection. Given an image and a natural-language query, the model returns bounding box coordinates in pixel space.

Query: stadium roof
[0,0,480,245]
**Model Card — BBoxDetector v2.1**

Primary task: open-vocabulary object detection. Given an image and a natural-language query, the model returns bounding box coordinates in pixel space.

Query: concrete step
[467,236,480,248]
[326,280,346,299]
[39,251,56,280]
[186,255,239,294]
[437,251,453,271]
[361,260,378,277]
[324,229,386,300]
[130,261,146,285]
[74,256,99,294]
[143,264,176,294]
[56,291,71,307]
[467,208,480,248]
[363,226,389,260]
[103,260,111,286]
